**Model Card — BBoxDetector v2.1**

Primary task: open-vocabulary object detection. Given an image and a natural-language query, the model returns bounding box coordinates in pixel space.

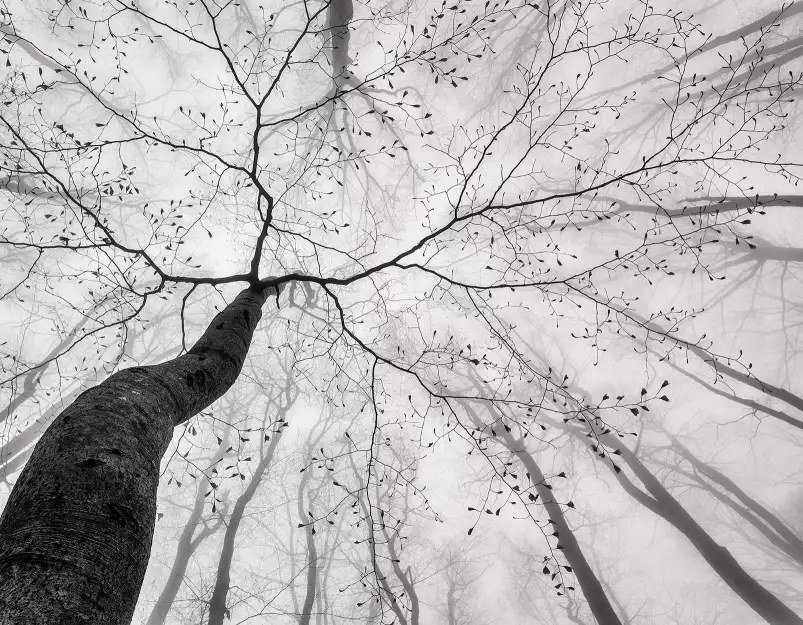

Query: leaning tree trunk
[0,286,272,625]
[609,442,803,625]
[459,396,624,625]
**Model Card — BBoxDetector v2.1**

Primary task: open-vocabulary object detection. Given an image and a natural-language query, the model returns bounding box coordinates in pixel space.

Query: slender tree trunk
[0,286,272,625]
[382,522,420,625]
[0,314,88,426]
[622,306,803,427]
[207,420,283,625]
[298,476,319,625]
[505,435,623,625]
[0,416,59,482]
[145,479,222,625]
[460,397,623,625]
[661,433,803,567]
[446,582,458,625]
[146,434,230,625]
[349,459,408,625]
[604,435,803,625]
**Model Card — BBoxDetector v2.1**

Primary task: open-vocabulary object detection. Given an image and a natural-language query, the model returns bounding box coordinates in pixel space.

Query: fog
[0,0,802,623]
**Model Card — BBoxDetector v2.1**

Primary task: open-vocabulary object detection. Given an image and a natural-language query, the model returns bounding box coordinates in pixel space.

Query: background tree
[1,0,803,623]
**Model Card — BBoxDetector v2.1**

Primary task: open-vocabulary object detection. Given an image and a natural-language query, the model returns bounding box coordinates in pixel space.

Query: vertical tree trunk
[298,473,319,625]
[446,582,458,625]
[207,420,283,625]
[146,434,231,625]
[379,491,420,625]
[0,286,271,625]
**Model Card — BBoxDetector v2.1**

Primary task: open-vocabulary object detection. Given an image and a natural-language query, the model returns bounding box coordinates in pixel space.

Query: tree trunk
[0,286,271,625]
[146,434,230,625]
[666,433,803,567]
[207,419,283,625]
[459,396,623,625]
[610,442,803,625]
[504,434,623,625]
[298,474,319,625]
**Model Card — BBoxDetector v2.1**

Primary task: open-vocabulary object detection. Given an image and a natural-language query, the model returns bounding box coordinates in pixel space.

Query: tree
[1,0,803,623]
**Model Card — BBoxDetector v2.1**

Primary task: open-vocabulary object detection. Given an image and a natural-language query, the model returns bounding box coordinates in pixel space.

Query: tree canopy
[1,0,803,622]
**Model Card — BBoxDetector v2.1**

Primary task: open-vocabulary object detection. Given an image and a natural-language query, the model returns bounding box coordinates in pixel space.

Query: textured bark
[207,423,283,625]
[0,286,271,625]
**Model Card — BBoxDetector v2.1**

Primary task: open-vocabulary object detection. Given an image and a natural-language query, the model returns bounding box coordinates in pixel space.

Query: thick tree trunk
[0,286,271,625]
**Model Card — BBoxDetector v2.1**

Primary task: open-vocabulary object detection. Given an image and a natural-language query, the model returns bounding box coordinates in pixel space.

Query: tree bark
[0,286,271,625]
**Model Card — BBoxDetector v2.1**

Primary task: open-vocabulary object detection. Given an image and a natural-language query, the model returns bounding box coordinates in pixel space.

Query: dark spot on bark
[105,503,139,531]
[198,355,206,361]
[185,369,206,390]
[242,310,250,327]
[77,458,104,469]
[128,367,146,375]
[216,322,224,330]
[108,448,123,455]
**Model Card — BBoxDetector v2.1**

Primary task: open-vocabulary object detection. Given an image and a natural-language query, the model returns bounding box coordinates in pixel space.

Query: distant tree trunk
[661,432,803,568]
[207,418,284,625]
[145,479,224,625]
[349,459,409,625]
[0,313,90,426]
[460,398,623,625]
[446,581,458,625]
[146,434,231,625]
[605,436,803,625]
[510,439,624,625]
[298,474,319,625]
[378,486,419,625]
[0,286,272,625]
